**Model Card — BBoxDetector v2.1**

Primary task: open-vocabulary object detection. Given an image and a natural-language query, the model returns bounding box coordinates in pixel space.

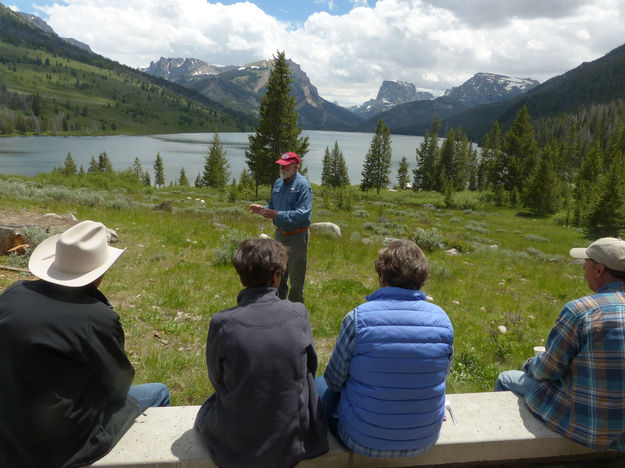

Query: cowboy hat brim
[28,233,126,287]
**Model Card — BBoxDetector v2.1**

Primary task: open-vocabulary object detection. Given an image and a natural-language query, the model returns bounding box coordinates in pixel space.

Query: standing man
[496,237,625,452]
[0,220,170,468]
[249,152,312,303]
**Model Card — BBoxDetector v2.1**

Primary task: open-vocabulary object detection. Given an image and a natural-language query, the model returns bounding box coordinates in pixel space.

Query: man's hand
[249,204,263,214]
[260,208,278,219]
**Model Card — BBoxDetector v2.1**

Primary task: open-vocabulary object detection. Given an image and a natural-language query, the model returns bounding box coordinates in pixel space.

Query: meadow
[0,173,589,405]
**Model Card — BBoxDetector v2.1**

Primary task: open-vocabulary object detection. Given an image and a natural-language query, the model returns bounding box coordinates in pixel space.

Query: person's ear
[272,270,282,288]
[379,274,387,287]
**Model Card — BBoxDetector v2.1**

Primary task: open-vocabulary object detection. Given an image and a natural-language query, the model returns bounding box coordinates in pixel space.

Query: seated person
[496,237,625,452]
[194,238,328,468]
[316,239,454,457]
[0,220,170,468]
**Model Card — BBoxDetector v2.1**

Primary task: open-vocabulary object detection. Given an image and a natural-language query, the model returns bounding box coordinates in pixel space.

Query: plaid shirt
[523,281,625,451]
[324,310,435,458]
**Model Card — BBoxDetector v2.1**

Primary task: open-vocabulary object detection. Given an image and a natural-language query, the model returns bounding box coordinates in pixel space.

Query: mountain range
[142,56,539,133]
[143,57,362,131]
[2,1,625,144]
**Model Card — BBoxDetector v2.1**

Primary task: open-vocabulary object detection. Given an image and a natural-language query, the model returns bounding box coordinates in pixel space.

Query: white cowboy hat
[28,220,126,287]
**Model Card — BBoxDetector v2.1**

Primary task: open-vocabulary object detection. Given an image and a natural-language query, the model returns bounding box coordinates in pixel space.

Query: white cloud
[38,0,625,107]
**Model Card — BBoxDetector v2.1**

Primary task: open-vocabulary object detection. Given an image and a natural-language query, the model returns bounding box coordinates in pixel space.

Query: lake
[0,130,425,186]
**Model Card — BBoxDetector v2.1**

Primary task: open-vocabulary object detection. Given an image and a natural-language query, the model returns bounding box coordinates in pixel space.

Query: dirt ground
[0,209,80,285]
[0,208,79,230]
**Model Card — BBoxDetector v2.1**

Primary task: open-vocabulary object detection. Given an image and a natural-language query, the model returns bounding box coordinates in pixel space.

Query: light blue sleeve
[323,309,356,392]
[275,181,312,228]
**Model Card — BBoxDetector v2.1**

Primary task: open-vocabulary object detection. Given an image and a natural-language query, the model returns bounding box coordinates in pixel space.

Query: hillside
[0,4,253,135]
[441,42,625,141]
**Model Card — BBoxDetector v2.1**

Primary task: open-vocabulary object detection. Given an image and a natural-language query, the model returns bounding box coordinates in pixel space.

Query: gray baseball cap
[570,237,625,272]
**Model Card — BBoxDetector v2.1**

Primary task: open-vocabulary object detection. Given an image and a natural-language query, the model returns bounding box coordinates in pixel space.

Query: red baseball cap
[275,152,300,165]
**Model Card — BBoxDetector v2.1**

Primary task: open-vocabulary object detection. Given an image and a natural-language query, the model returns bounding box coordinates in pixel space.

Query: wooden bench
[92,391,625,467]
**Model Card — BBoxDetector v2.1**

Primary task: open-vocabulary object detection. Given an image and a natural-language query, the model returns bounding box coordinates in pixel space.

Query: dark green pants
[275,229,309,303]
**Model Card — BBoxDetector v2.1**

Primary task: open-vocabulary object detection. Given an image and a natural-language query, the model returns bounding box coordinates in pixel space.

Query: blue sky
[6,1,625,106]
[8,0,362,24]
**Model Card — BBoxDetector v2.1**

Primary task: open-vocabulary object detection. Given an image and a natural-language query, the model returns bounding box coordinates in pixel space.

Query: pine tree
[584,152,625,238]
[238,168,254,189]
[332,141,350,187]
[179,167,189,186]
[413,117,441,191]
[131,157,143,180]
[523,140,561,216]
[573,142,603,226]
[202,131,230,189]
[322,141,349,188]
[97,152,113,173]
[453,129,470,190]
[245,51,308,195]
[87,156,98,174]
[63,152,77,176]
[153,153,165,188]
[142,170,151,186]
[478,121,504,191]
[321,147,332,187]
[397,156,409,189]
[194,172,202,188]
[502,106,538,195]
[437,128,456,192]
[467,144,479,191]
[360,120,392,194]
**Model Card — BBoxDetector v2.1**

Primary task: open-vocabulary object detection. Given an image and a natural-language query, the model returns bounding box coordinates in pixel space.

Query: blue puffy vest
[337,287,454,452]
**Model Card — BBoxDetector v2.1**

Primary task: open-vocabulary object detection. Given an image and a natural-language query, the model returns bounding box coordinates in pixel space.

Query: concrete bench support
[93,392,622,467]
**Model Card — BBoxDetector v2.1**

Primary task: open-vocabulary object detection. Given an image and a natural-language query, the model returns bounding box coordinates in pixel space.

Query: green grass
[0,176,590,404]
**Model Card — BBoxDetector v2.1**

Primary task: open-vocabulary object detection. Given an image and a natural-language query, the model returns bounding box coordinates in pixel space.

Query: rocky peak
[142,57,232,81]
[444,72,540,107]
[351,80,434,119]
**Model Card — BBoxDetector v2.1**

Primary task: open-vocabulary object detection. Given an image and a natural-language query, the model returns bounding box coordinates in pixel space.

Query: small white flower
[497,325,507,334]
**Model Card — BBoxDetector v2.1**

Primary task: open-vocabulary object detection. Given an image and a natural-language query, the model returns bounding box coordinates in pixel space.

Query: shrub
[428,260,452,280]
[465,221,489,234]
[213,230,247,265]
[446,238,475,253]
[412,227,445,251]
[363,221,407,236]
[524,233,550,243]
[214,206,246,216]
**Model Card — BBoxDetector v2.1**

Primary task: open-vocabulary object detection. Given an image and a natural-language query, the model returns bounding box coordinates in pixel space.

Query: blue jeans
[314,376,340,439]
[128,383,170,412]
[495,370,540,396]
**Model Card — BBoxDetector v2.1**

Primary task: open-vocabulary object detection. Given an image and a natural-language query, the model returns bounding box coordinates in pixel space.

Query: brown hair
[233,238,287,288]
[374,239,429,290]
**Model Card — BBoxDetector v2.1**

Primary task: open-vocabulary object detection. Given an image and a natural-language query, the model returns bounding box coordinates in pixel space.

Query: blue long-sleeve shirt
[267,172,312,231]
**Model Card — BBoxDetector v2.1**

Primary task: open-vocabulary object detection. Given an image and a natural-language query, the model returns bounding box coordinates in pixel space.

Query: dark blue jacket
[195,287,328,468]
